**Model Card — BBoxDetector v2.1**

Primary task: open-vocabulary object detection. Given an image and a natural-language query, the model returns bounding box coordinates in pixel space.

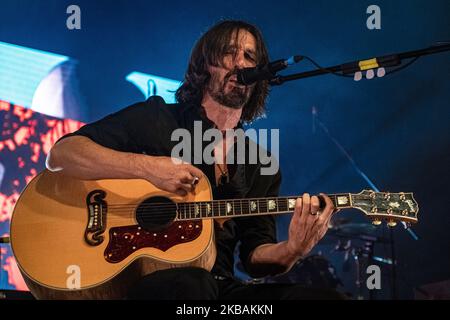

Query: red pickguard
[104,220,203,263]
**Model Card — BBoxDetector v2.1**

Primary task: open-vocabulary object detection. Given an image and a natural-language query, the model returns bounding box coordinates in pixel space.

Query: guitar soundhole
[136,196,177,231]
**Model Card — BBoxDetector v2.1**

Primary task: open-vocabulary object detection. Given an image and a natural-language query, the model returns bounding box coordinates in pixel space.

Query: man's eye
[245,53,256,62]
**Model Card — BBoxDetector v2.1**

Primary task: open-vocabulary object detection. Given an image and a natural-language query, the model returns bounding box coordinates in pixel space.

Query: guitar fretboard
[176,194,353,220]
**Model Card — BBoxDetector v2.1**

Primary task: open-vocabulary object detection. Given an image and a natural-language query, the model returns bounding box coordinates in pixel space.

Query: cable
[292,41,450,78]
[300,55,353,78]
[384,57,421,76]
[297,53,422,79]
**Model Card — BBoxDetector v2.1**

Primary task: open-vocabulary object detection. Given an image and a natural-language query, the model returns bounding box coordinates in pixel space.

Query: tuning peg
[376,67,386,78]
[372,219,382,226]
[354,71,362,81]
[366,69,375,79]
[387,220,397,227]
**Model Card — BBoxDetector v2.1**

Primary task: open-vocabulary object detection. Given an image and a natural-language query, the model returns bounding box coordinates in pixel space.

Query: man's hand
[142,156,204,196]
[286,193,335,258]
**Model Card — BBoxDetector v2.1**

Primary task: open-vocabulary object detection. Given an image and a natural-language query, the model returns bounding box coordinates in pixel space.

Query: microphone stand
[276,42,450,240]
[275,42,449,298]
[312,111,415,299]
[269,43,450,85]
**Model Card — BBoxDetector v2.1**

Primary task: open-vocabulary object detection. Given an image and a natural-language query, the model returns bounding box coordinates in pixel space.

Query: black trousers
[127,267,347,300]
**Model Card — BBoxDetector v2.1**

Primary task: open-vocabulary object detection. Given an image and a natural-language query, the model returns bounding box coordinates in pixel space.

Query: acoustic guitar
[10,169,418,299]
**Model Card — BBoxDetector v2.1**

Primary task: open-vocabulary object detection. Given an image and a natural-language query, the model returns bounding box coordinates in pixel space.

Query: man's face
[206,29,257,109]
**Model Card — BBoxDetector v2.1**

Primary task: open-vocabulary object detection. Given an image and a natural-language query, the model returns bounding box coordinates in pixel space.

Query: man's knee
[173,267,218,297]
[128,267,218,300]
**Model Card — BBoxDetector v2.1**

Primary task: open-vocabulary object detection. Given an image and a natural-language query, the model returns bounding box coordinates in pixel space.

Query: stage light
[126,71,181,103]
[0,41,68,109]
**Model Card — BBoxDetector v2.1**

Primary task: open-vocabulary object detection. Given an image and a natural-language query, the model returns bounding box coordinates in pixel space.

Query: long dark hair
[175,20,270,122]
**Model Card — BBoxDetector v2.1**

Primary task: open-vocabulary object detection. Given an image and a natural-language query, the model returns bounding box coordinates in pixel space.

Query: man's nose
[235,54,246,68]
[234,50,250,68]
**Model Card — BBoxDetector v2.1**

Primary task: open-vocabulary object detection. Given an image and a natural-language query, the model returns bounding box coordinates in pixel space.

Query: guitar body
[10,170,216,299]
[10,169,419,299]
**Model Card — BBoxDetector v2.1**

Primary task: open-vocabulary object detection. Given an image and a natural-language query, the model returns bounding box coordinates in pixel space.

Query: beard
[207,69,252,109]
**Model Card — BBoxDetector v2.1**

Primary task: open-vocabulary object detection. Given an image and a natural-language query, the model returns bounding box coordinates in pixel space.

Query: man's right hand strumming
[143,156,203,196]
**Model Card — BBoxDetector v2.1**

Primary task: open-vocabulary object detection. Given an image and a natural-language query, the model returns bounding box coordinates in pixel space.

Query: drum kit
[323,218,393,299]
[238,218,394,299]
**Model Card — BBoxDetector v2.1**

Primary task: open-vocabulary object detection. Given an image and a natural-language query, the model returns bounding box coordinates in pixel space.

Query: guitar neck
[176,194,353,221]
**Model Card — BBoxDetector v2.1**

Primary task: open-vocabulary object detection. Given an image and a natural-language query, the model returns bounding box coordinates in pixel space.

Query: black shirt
[60,96,281,278]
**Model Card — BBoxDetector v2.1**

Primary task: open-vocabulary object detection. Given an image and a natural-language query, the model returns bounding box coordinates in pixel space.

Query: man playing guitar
[46,20,343,299]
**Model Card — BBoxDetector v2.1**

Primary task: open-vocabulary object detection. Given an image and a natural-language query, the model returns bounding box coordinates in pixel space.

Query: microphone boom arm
[269,43,450,86]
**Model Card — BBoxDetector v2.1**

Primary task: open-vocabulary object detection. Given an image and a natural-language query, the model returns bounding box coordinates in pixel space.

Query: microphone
[236,55,302,85]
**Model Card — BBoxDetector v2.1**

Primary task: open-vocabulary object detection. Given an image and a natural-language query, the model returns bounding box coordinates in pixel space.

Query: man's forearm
[47,136,148,180]
[247,241,303,278]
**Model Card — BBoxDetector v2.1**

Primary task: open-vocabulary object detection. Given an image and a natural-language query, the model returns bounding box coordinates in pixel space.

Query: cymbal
[320,223,377,242]
[330,223,378,236]
[325,223,390,243]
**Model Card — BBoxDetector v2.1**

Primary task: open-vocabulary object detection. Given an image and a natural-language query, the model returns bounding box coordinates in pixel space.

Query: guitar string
[104,204,295,219]
[105,196,307,208]
[84,192,406,209]
[88,208,412,223]
[106,208,406,219]
[95,193,398,210]
[89,209,293,224]
[100,194,349,209]
[82,196,409,221]
[67,190,403,210]
[100,196,366,217]
[104,198,306,215]
[106,199,300,211]
[97,196,386,219]
[101,197,306,220]
[98,206,410,222]
[92,207,412,222]
[106,197,327,215]
[98,211,296,223]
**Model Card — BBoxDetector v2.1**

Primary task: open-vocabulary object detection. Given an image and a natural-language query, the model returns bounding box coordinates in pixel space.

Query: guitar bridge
[85,190,107,246]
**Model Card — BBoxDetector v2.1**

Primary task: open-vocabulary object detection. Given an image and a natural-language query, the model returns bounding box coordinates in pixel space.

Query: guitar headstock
[351,190,419,227]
